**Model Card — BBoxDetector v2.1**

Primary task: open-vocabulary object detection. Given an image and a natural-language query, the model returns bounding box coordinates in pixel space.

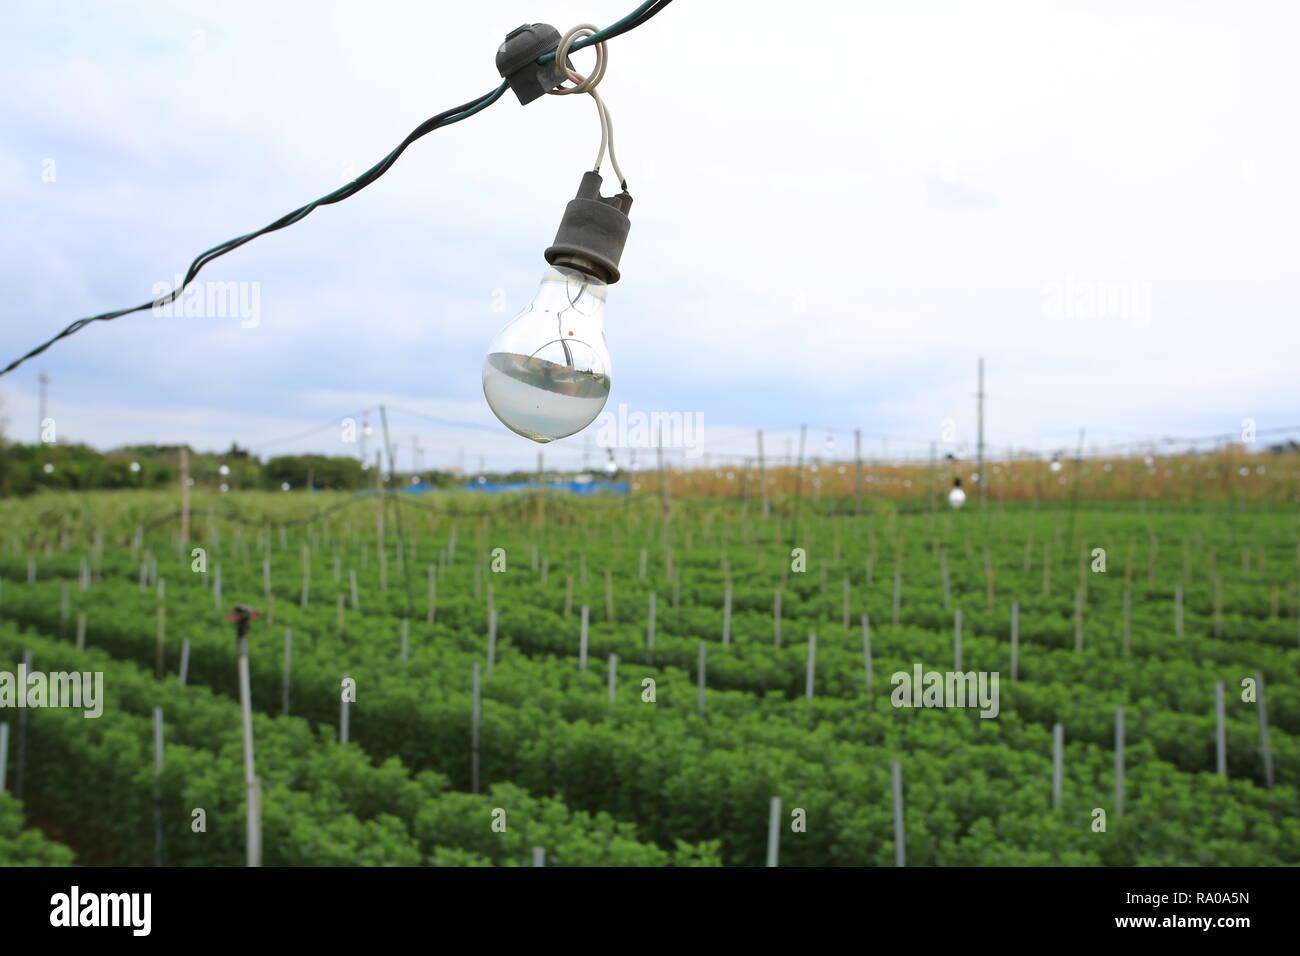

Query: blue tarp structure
[400,479,627,495]
[467,479,628,495]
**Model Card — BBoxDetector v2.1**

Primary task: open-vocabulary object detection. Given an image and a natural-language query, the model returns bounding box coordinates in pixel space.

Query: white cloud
[0,0,1296,471]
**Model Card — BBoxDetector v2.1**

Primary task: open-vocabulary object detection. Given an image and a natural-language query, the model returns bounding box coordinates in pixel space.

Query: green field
[0,490,1296,865]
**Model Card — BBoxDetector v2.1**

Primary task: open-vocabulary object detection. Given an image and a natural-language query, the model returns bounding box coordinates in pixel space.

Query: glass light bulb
[948,487,966,509]
[482,265,611,443]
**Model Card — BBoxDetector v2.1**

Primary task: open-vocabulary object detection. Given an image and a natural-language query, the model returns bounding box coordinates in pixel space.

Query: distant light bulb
[483,265,611,443]
[949,476,966,509]
[1050,459,1062,473]
[130,461,141,473]
[280,482,290,491]
[219,464,230,476]
[43,463,54,474]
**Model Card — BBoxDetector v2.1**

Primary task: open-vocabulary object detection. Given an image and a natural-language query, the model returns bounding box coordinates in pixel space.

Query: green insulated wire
[1,0,673,378]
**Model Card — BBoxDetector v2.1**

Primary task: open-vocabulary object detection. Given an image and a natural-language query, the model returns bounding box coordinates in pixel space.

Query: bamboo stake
[766,796,781,868]
[579,606,589,671]
[1114,706,1125,815]
[892,761,905,867]
[862,613,873,695]
[1215,680,1227,776]
[1052,723,1064,809]
[471,661,481,793]
[805,633,817,699]
[1256,670,1274,788]
[697,642,707,715]
[998,600,1015,687]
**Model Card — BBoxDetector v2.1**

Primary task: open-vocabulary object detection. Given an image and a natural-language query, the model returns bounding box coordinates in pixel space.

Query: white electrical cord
[550,23,627,190]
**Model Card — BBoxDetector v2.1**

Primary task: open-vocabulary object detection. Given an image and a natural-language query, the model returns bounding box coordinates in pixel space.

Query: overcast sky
[1,0,1296,472]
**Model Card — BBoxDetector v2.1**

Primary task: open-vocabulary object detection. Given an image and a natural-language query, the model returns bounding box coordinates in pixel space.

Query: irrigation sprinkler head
[227,604,262,639]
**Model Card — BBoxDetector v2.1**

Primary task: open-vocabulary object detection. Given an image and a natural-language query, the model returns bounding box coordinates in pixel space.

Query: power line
[249,410,370,453]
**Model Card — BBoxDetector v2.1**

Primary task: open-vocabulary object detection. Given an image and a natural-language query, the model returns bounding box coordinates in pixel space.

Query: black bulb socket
[496,23,570,105]
[545,171,633,284]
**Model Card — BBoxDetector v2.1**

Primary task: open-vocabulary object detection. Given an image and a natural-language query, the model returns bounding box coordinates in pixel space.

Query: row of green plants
[3,504,1296,865]
[0,621,720,866]
[0,790,74,866]
[3,577,1295,865]
[6,565,1294,783]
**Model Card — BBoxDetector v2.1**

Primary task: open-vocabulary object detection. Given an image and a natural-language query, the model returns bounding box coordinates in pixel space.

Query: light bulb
[482,266,611,443]
[483,170,632,443]
[948,476,966,509]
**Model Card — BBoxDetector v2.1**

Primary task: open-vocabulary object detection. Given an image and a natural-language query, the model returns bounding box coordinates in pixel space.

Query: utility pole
[976,357,986,507]
[375,449,385,556]
[928,441,937,512]
[179,448,191,547]
[1067,427,1086,538]
[854,429,864,516]
[657,425,669,527]
[791,424,807,544]
[37,371,49,442]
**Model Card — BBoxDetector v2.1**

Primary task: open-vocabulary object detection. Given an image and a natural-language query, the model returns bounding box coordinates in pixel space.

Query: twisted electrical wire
[550,23,626,190]
[1,0,672,378]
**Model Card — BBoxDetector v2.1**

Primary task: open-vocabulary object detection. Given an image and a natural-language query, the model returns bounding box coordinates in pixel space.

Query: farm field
[0,489,1297,866]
